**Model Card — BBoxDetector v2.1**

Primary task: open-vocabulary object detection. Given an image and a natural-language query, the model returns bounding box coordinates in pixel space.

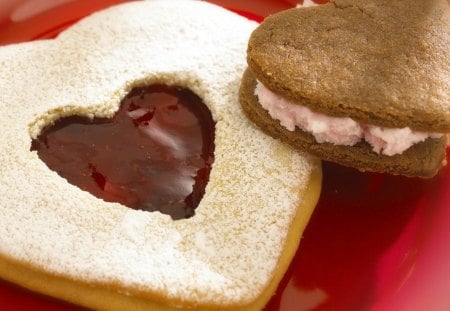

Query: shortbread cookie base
[0,166,321,311]
[0,1,322,310]
[240,69,447,178]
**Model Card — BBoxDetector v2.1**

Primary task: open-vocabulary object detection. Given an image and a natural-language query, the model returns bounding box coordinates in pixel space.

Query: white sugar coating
[0,0,318,308]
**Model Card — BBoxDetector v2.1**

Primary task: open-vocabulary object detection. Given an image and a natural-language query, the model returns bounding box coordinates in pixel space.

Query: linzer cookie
[240,0,450,178]
[0,1,321,310]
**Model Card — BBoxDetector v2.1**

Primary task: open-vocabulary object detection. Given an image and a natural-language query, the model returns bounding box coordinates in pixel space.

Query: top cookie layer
[0,1,319,309]
[248,0,450,132]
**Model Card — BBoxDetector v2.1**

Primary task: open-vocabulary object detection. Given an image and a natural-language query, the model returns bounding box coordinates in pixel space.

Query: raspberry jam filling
[31,85,215,220]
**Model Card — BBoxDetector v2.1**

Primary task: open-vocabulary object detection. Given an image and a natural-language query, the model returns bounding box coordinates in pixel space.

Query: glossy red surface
[265,158,450,311]
[0,1,449,311]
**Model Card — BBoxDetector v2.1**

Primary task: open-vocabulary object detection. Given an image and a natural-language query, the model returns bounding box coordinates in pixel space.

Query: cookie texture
[240,69,448,178]
[248,0,450,132]
[0,1,321,310]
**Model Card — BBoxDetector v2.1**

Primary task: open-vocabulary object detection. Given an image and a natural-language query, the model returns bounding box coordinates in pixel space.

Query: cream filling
[255,81,443,156]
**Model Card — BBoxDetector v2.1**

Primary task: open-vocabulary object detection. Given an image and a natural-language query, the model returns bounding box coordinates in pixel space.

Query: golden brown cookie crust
[240,68,448,178]
[247,0,450,132]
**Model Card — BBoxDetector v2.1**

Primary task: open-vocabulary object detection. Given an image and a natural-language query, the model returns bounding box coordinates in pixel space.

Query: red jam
[31,85,215,220]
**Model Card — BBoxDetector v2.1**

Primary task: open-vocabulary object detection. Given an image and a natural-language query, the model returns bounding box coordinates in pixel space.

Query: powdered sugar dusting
[0,1,318,308]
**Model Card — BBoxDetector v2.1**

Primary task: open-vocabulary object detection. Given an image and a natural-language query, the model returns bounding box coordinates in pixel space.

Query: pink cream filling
[255,81,443,156]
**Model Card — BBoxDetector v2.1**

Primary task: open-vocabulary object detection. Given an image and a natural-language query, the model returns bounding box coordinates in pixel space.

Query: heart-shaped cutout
[31,85,215,220]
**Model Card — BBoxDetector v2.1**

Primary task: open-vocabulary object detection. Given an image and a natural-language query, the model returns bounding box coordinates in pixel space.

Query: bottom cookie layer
[0,164,322,311]
[240,68,447,178]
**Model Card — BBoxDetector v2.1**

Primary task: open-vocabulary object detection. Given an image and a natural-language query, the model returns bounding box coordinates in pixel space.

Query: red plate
[0,1,449,310]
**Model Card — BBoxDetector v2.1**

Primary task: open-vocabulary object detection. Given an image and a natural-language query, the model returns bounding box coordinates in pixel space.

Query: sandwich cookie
[240,0,450,178]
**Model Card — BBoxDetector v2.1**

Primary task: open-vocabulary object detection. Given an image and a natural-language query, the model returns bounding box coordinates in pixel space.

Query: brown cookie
[247,0,450,132]
[240,68,447,178]
[241,0,449,177]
